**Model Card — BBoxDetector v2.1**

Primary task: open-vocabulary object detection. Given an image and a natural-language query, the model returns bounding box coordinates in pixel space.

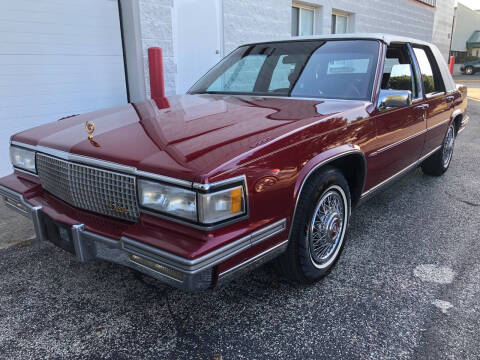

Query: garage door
[0,0,128,176]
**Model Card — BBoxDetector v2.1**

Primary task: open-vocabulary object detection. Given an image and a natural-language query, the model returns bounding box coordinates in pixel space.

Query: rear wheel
[421,123,455,176]
[465,66,474,75]
[277,167,351,284]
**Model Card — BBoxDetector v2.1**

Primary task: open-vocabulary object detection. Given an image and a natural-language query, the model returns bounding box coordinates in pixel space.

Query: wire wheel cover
[309,189,346,265]
[442,125,455,168]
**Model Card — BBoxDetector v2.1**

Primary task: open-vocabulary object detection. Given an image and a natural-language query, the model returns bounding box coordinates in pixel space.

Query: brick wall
[134,0,453,97]
[301,0,435,41]
[222,0,291,54]
[138,0,176,96]
[432,0,455,60]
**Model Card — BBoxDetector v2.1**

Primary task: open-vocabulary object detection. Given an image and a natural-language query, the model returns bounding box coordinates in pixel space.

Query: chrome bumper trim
[0,184,287,291]
[120,218,286,274]
[31,206,46,241]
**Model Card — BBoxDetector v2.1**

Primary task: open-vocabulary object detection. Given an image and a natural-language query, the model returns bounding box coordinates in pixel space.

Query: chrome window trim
[425,92,446,99]
[371,40,384,104]
[208,94,372,103]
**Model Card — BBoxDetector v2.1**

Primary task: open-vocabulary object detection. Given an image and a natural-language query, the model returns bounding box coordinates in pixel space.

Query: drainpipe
[148,47,170,109]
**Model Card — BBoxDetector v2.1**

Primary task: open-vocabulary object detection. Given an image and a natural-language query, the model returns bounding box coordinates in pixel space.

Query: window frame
[292,3,316,37]
[406,43,424,101]
[381,43,423,102]
[189,39,382,102]
[411,45,446,99]
[331,11,349,34]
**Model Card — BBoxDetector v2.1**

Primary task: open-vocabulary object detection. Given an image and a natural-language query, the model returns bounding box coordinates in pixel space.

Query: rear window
[189,40,380,101]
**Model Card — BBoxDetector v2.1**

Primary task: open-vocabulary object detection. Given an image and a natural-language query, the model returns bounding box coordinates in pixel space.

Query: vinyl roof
[244,33,432,47]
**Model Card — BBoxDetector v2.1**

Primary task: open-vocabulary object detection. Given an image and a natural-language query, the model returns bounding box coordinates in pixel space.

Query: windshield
[189,40,380,101]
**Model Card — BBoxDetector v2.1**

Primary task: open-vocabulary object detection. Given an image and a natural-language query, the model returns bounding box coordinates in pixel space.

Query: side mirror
[377,89,412,111]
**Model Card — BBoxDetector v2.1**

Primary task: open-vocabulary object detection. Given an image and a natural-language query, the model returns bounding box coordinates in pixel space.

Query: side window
[381,45,419,99]
[208,55,267,92]
[413,47,445,95]
[269,55,296,92]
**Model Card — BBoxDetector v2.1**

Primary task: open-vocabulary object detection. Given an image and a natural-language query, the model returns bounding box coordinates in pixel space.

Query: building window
[331,12,348,34]
[292,4,314,36]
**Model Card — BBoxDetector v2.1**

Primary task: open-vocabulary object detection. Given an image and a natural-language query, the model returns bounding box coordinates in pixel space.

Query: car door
[412,46,453,156]
[475,60,480,73]
[365,43,426,190]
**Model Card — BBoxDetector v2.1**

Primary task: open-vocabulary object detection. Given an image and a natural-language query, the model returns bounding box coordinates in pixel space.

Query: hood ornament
[85,121,95,140]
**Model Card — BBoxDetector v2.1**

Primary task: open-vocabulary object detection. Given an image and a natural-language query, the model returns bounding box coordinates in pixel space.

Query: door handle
[414,104,429,110]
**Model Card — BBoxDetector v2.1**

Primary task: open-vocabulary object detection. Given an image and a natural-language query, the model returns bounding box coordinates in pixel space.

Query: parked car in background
[460,59,480,75]
[1,34,468,292]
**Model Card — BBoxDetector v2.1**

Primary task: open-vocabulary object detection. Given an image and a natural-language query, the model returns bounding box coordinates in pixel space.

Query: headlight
[198,185,245,224]
[138,177,247,226]
[138,179,197,221]
[10,146,36,173]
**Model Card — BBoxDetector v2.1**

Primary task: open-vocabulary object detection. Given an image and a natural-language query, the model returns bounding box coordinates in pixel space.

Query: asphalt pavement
[0,100,479,359]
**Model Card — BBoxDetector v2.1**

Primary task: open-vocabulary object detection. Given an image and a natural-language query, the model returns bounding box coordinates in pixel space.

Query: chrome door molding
[368,129,428,157]
[360,145,441,200]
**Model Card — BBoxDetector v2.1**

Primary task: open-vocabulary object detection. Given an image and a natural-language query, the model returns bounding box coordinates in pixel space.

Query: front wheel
[277,167,351,284]
[465,66,474,75]
[421,123,455,176]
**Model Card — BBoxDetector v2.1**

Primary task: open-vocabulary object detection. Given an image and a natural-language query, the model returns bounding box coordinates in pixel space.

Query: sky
[456,0,480,10]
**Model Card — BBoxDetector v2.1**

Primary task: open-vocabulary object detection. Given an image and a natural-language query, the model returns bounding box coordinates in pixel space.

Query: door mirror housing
[377,89,412,111]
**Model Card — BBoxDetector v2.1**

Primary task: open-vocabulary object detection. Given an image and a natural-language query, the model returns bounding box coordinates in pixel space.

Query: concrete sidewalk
[468,88,480,101]
[0,201,34,249]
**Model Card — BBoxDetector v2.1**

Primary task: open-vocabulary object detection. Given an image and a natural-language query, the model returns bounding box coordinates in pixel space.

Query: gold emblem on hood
[85,121,95,140]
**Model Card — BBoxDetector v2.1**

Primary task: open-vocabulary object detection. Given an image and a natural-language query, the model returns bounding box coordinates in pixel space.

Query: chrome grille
[36,153,139,222]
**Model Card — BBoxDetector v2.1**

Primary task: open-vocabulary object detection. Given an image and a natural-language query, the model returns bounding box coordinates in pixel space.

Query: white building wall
[299,0,435,41]
[222,0,292,54]
[138,0,176,96]
[432,0,455,60]
[133,0,454,98]
[451,2,480,52]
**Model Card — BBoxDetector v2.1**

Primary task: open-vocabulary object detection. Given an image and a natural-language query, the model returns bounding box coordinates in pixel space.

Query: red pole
[148,47,169,108]
[448,56,455,75]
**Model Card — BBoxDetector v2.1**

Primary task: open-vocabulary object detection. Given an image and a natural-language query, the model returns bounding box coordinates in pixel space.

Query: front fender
[292,144,364,202]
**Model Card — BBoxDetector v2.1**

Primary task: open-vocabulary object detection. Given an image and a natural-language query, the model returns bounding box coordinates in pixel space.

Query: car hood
[12,94,367,181]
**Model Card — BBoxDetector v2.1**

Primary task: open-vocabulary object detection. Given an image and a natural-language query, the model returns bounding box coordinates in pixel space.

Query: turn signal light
[129,254,183,281]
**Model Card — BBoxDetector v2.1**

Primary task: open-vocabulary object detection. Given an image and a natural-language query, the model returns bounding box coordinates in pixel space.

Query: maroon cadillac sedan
[1,34,468,291]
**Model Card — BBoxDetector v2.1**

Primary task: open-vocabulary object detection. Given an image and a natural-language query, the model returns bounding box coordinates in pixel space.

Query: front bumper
[0,184,287,292]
